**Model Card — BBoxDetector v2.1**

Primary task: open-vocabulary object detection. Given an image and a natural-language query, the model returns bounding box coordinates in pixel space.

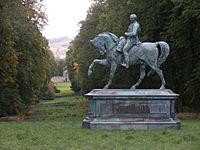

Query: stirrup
[116,48,122,53]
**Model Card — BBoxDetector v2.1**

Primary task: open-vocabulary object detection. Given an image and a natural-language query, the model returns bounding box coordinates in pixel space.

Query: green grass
[55,82,74,96]
[0,97,200,150]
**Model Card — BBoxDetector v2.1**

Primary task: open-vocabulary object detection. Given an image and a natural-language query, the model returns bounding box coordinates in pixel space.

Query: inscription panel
[99,103,113,114]
[116,103,149,114]
[95,100,170,116]
[150,104,167,113]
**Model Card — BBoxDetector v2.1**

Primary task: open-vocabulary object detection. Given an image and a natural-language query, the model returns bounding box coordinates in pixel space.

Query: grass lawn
[55,82,74,97]
[0,96,200,150]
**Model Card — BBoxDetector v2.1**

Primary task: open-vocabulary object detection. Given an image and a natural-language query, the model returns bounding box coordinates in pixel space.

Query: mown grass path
[55,82,74,97]
[0,96,200,150]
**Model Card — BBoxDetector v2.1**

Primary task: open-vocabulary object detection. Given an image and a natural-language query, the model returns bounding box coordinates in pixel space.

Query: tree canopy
[66,0,200,112]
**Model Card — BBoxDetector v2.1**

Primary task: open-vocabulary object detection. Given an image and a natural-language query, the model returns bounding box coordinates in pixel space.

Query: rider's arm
[125,23,140,37]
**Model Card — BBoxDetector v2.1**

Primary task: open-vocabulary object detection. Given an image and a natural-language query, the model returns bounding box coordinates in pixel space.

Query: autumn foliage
[0,0,56,116]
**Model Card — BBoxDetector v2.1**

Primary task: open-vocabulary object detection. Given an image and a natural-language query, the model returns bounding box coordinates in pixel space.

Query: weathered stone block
[82,89,181,130]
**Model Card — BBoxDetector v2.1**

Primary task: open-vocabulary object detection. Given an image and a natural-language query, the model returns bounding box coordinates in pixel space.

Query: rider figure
[116,14,141,68]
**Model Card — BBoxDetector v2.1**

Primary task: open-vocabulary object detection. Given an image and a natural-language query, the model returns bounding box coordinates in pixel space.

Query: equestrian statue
[88,14,170,89]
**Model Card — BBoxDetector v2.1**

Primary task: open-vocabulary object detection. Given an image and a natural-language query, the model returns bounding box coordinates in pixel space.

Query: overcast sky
[42,0,92,39]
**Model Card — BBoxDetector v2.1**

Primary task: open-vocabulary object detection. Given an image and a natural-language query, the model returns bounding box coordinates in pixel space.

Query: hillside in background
[49,37,72,59]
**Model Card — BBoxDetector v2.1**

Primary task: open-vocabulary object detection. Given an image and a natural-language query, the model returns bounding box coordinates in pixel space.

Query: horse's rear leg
[131,64,146,89]
[150,65,166,89]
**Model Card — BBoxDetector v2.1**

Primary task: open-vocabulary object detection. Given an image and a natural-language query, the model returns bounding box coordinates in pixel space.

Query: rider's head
[130,14,137,22]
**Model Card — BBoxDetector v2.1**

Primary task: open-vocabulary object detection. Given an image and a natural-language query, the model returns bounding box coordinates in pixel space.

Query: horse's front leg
[88,59,108,76]
[104,63,117,89]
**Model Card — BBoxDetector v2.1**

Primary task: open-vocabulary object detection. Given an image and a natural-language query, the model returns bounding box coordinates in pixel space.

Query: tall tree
[0,0,22,115]
[0,0,56,116]
[165,0,200,111]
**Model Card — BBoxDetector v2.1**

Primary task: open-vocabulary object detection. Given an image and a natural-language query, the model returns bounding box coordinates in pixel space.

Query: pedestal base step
[83,117,180,130]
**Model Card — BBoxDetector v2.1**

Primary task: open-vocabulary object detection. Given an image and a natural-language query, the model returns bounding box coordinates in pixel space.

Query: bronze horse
[88,32,170,89]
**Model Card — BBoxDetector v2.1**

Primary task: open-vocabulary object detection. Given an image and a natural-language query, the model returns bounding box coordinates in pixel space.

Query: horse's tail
[156,41,170,67]
[147,41,170,77]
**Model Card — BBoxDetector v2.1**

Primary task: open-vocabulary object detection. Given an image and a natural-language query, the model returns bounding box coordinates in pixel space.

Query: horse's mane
[95,32,119,51]
[98,32,119,43]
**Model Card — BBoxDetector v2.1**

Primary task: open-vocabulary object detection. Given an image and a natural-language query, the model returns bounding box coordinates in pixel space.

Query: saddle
[116,36,141,53]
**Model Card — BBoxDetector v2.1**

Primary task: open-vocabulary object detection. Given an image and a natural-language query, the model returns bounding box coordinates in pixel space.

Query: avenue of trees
[0,0,56,116]
[66,0,200,112]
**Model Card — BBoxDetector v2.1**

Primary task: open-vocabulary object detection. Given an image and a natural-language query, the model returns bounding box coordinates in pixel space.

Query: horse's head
[90,32,119,55]
[90,36,107,55]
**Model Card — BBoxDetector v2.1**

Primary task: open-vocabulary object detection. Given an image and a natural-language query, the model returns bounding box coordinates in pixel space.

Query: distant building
[51,76,66,83]
[63,70,69,82]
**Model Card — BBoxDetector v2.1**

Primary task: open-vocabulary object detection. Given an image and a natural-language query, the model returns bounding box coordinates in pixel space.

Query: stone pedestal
[82,89,180,130]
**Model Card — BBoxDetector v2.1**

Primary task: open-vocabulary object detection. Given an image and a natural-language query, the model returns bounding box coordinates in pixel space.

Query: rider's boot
[116,45,123,53]
[121,54,129,68]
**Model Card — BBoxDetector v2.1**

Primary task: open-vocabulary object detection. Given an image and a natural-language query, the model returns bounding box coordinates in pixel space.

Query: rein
[106,43,117,54]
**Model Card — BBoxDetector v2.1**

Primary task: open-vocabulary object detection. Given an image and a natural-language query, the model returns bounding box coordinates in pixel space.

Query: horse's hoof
[130,86,136,89]
[103,85,109,89]
[88,70,93,76]
[159,85,165,90]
